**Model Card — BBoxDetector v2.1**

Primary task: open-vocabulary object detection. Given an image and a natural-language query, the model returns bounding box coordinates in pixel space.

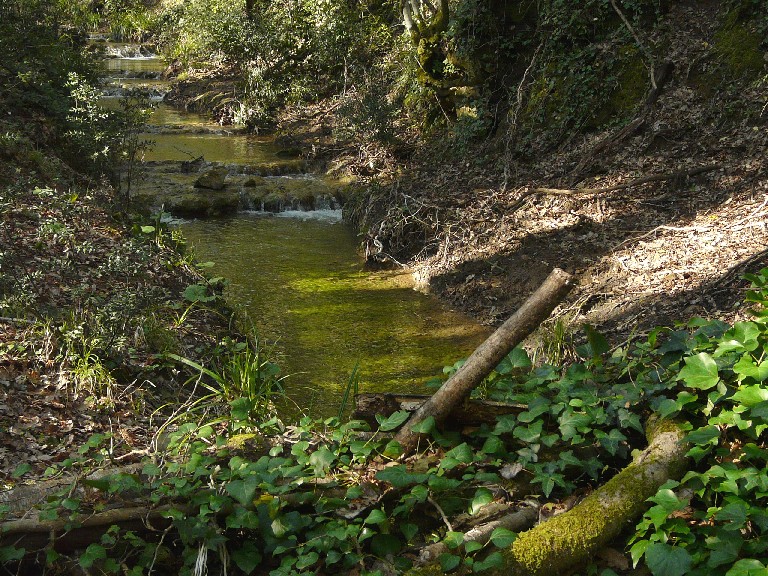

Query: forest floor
[0,165,234,482]
[274,1,768,349]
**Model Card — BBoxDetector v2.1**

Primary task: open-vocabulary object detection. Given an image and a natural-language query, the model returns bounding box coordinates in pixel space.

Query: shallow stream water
[103,45,489,417]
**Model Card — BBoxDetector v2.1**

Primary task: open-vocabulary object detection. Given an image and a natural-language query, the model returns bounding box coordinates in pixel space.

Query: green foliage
[8,270,768,574]
[157,0,397,128]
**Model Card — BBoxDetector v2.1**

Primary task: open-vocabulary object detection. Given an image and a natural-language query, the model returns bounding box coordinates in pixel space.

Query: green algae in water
[180,214,489,418]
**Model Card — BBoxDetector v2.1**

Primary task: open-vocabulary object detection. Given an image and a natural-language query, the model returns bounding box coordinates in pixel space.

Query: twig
[609,0,656,90]
[508,164,720,213]
[428,495,454,532]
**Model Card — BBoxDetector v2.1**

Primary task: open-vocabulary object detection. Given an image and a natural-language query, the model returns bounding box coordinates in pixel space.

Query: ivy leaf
[714,501,748,528]
[732,385,768,407]
[231,541,262,574]
[411,416,436,434]
[443,531,465,549]
[469,488,493,515]
[226,476,260,507]
[496,346,531,373]
[678,353,719,390]
[440,443,473,469]
[685,425,720,446]
[706,530,743,568]
[733,356,768,383]
[308,446,334,476]
[375,465,426,488]
[725,559,768,576]
[79,544,107,569]
[489,527,517,548]
[472,551,503,572]
[644,543,692,576]
[376,410,410,432]
[439,553,461,571]
[364,509,388,525]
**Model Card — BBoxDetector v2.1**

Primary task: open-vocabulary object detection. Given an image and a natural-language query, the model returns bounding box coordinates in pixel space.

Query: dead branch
[416,502,539,566]
[509,163,719,213]
[393,268,573,457]
[501,418,688,576]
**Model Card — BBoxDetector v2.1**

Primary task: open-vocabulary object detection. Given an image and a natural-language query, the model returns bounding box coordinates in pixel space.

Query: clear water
[180,215,488,417]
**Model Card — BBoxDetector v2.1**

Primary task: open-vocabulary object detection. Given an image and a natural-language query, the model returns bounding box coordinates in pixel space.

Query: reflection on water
[180,215,489,417]
[142,132,282,164]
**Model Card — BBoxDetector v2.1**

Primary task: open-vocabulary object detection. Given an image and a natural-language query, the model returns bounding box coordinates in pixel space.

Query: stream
[102,43,489,417]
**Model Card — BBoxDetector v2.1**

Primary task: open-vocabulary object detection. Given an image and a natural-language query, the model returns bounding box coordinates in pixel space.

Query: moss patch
[713,21,764,81]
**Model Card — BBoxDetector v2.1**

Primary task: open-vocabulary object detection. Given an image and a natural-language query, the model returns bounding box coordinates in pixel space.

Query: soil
[324,1,768,347]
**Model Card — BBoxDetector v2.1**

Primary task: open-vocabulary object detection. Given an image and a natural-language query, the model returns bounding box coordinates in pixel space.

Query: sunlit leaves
[678,352,720,389]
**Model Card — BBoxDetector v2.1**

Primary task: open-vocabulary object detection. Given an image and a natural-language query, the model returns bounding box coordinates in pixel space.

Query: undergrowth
[1,269,766,575]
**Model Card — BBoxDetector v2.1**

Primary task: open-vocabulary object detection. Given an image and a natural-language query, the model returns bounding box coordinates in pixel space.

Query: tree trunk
[393,268,573,457]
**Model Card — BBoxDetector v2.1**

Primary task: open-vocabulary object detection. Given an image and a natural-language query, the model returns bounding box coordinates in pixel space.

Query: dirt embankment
[345,1,768,344]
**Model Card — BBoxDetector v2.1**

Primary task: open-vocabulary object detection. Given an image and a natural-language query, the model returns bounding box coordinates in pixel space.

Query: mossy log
[503,418,688,576]
[407,418,688,576]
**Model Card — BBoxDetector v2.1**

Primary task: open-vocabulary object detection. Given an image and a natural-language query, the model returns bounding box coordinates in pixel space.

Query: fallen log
[393,268,574,457]
[415,502,539,566]
[406,417,688,576]
[352,393,526,430]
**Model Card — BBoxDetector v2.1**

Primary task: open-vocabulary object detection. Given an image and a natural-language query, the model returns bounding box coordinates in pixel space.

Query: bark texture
[393,268,574,456]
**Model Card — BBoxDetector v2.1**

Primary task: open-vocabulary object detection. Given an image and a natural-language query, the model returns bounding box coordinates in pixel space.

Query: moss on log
[502,418,688,575]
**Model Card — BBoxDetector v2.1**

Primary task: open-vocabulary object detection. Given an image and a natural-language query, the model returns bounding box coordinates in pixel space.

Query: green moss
[713,21,764,80]
[501,422,687,576]
[589,47,647,129]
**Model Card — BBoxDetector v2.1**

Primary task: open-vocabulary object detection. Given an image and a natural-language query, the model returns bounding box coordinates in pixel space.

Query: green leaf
[79,544,107,569]
[440,443,473,469]
[375,465,426,488]
[584,324,610,356]
[489,527,517,548]
[678,352,719,390]
[11,463,31,478]
[376,410,410,432]
[630,540,650,568]
[0,546,25,563]
[645,543,692,576]
[685,425,720,446]
[469,488,494,515]
[295,551,319,570]
[231,541,262,574]
[473,551,503,572]
[411,416,436,434]
[496,346,531,373]
[444,531,465,549]
[706,530,743,568]
[226,476,260,507]
[733,356,768,383]
[725,559,768,576]
[439,553,461,571]
[714,501,748,528]
[401,523,418,541]
[364,509,388,525]
[308,446,334,476]
[732,385,768,407]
